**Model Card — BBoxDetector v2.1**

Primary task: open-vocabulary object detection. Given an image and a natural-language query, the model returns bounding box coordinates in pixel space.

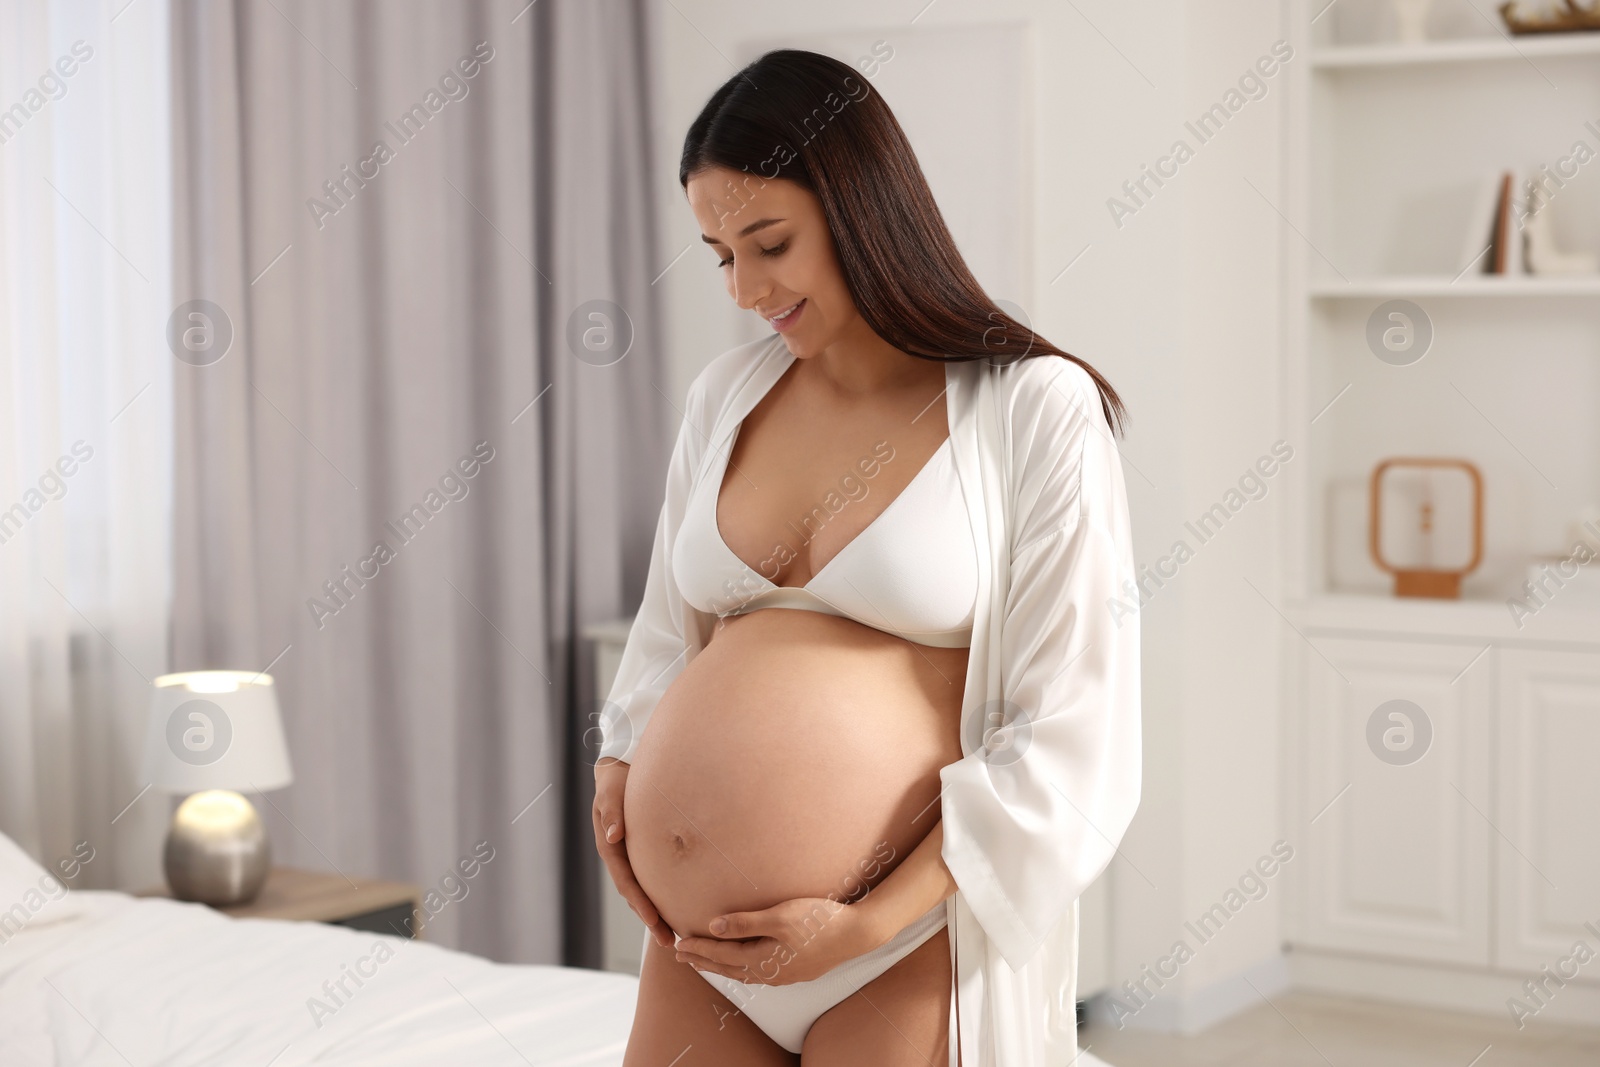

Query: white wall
[1167,1,1296,1029]
[646,0,1289,1032]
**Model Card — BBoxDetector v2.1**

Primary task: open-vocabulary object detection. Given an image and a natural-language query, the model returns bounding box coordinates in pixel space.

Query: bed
[0,835,637,1066]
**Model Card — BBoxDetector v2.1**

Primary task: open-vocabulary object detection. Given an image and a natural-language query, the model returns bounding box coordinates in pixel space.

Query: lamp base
[163,789,271,906]
[1393,569,1462,599]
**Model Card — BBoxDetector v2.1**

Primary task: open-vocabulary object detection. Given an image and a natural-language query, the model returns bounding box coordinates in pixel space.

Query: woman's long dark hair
[680,48,1128,438]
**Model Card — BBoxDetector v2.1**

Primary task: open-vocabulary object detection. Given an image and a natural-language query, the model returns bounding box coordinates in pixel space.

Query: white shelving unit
[1284,6,1600,616]
[1279,1,1600,1026]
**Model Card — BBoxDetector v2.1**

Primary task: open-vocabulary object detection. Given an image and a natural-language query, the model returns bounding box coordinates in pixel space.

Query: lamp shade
[141,671,293,794]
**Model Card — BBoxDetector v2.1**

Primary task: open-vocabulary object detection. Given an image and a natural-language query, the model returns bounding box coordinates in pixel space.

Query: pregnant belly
[624,609,967,943]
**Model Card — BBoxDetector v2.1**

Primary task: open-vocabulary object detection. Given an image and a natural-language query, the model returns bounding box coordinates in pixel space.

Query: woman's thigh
[800,926,952,1066]
[625,932,800,1067]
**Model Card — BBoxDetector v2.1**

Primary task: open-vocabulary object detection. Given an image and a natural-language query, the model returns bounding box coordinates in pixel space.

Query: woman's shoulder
[985,354,1107,446]
[982,355,1121,547]
[684,333,785,418]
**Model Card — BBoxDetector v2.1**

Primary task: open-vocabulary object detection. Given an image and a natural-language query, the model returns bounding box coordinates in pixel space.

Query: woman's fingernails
[605,822,618,841]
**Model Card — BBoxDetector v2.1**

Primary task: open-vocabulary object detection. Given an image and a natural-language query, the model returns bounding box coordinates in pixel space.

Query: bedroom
[3,1,1599,1065]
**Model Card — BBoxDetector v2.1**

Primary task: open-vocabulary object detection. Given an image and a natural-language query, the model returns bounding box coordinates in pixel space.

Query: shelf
[1310,275,1600,298]
[1313,32,1600,69]
[1290,592,1600,646]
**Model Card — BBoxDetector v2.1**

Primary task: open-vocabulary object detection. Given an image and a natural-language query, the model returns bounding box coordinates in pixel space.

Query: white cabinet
[1297,635,1492,965]
[1294,628,1600,1004]
[1495,648,1600,972]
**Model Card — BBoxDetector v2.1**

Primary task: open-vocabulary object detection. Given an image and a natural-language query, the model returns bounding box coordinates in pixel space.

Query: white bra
[673,418,978,648]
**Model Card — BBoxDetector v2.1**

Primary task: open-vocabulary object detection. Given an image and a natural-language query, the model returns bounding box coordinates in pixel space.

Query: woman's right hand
[593,757,676,949]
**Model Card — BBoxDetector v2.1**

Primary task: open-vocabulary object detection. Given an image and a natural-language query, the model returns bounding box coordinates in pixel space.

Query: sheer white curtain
[0,0,174,890]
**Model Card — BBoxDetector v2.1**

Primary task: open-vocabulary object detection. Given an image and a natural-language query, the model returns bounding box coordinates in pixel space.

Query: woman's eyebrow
[700,217,786,245]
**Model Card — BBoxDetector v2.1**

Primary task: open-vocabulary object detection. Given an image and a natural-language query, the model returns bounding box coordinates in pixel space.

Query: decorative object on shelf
[1460,170,1523,274]
[1520,173,1599,274]
[1520,503,1600,607]
[1521,556,1600,605]
[1369,458,1484,598]
[1493,170,1518,273]
[140,670,293,906]
[1459,171,1509,275]
[1393,0,1435,42]
[1500,0,1600,33]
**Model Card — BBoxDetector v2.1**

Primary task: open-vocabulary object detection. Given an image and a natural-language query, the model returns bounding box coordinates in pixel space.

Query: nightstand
[136,867,423,939]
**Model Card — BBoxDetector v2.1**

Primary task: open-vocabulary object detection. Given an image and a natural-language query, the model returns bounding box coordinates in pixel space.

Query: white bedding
[0,889,637,1065]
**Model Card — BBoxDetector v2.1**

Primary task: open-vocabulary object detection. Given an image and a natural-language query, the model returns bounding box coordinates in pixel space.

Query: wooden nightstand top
[135,866,420,926]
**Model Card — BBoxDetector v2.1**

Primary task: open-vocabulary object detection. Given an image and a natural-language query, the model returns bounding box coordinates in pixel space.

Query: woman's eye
[715,240,786,269]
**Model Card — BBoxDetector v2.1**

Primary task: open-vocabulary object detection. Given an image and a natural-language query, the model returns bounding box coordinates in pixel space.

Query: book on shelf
[1459,170,1504,275]
[1465,167,1542,275]
[1460,169,1530,276]
[1504,170,1526,275]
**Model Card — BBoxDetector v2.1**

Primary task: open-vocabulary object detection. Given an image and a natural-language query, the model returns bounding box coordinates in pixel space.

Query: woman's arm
[591,371,714,947]
[853,818,957,949]
[937,358,1142,972]
[592,372,711,765]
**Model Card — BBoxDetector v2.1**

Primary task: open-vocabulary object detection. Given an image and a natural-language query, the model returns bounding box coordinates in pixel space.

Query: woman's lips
[769,298,806,332]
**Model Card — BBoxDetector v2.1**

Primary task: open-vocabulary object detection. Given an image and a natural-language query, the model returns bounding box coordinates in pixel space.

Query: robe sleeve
[939,358,1143,972]
[595,372,710,766]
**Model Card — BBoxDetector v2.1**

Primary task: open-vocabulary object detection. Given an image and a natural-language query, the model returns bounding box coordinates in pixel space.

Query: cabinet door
[1496,648,1600,971]
[1299,635,1491,965]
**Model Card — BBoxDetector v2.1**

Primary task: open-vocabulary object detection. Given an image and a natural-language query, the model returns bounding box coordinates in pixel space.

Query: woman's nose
[731,262,769,311]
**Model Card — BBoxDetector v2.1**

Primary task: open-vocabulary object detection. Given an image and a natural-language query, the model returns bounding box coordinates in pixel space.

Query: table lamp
[141,670,293,906]
[1368,457,1484,599]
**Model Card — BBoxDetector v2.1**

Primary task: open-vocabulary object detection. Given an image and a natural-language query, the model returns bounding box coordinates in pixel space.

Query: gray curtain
[169,0,667,966]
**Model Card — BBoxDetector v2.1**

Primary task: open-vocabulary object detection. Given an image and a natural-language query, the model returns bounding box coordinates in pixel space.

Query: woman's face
[685,165,860,358]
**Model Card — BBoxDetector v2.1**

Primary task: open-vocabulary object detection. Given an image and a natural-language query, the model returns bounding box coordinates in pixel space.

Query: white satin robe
[598,332,1143,1065]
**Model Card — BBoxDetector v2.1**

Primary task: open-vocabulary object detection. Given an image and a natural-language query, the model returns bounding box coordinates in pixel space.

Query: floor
[1077,990,1600,1066]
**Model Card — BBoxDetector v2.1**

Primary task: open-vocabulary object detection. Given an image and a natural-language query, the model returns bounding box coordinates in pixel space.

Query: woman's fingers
[617,867,675,947]
[675,949,751,983]
[591,765,673,948]
[617,867,657,926]
[593,820,675,948]
[645,916,676,949]
[616,865,674,948]
[593,785,624,845]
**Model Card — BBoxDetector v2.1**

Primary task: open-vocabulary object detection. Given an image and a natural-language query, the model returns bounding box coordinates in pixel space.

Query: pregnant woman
[593,50,1142,1066]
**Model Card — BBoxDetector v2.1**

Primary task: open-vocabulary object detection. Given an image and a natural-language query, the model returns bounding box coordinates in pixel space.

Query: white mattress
[0,890,637,1066]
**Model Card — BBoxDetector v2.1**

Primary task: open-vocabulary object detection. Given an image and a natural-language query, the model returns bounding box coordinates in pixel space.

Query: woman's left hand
[673,896,885,985]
